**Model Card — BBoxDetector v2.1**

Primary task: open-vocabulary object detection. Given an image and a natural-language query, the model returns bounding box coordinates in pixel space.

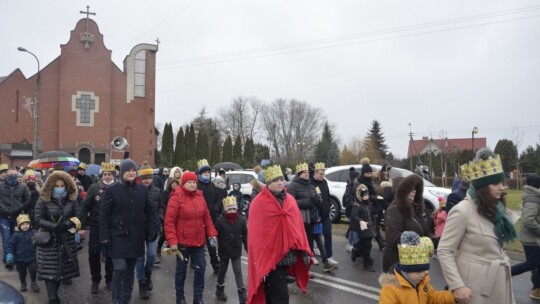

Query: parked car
[0,280,25,304]
[325,164,451,223]
[225,170,258,211]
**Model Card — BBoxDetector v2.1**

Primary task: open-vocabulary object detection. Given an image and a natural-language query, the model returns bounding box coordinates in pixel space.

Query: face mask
[6,175,18,186]
[53,187,66,195]
[103,179,114,185]
[198,174,210,183]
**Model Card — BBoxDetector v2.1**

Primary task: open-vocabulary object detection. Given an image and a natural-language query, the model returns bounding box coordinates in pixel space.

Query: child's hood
[379,272,399,288]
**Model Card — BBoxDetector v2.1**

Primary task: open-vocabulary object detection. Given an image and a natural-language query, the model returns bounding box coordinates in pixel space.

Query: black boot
[138,280,150,299]
[90,282,99,294]
[363,258,375,272]
[238,287,247,304]
[145,272,153,291]
[215,284,227,301]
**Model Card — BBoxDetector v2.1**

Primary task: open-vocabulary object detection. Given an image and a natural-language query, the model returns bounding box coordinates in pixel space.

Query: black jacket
[78,179,115,227]
[76,173,94,192]
[286,176,321,223]
[0,183,30,218]
[349,200,375,238]
[198,181,222,223]
[215,215,247,259]
[310,177,331,219]
[7,229,37,263]
[99,179,157,258]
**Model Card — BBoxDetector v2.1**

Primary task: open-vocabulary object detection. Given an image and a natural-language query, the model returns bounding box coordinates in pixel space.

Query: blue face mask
[6,175,18,186]
[198,174,210,183]
[53,187,66,195]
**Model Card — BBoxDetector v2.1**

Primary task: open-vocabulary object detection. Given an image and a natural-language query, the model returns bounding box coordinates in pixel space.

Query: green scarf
[468,186,518,246]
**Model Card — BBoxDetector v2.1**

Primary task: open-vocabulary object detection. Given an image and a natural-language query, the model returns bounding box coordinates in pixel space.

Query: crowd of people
[0,147,538,304]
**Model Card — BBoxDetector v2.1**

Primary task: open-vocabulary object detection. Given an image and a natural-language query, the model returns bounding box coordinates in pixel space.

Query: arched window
[134,50,145,97]
[79,147,91,164]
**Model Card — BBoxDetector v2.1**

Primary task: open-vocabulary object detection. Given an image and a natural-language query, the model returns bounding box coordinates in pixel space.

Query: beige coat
[438,195,515,304]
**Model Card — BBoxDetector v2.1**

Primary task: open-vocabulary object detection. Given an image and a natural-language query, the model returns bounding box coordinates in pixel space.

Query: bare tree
[218,96,263,144]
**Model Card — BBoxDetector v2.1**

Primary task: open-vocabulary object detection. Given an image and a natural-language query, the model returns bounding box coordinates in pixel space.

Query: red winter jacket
[164,186,217,248]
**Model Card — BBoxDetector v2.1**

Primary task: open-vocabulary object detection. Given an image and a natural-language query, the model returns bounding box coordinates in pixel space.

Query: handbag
[32,212,62,248]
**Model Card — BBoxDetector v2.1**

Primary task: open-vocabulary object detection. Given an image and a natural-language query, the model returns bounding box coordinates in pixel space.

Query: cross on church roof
[80,5,96,33]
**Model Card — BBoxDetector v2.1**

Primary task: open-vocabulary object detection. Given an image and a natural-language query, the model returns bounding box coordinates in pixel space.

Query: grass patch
[505,189,522,211]
[504,220,524,253]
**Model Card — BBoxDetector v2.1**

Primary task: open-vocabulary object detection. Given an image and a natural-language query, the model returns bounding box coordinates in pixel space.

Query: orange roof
[407,137,486,157]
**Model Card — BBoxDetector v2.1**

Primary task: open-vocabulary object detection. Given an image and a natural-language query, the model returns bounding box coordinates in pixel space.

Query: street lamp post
[18,47,40,158]
[471,127,479,154]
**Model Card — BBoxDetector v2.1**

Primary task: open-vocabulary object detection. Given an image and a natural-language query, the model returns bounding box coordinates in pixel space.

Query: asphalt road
[0,227,537,304]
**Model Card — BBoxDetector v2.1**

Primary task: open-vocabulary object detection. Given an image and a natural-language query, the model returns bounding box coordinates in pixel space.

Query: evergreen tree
[161,122,174,167]
[243,137,255,167]
[520,144,540,174]
[196,130,209,161]
[494,139,518,174]
[314,122,340,166]
[366,120,389,161]
[233,134,243,164]
[184,124,197,169]
[174,127,185,166]
[254,143,270,163]
[222,135,233,162]
[210,136,221,165]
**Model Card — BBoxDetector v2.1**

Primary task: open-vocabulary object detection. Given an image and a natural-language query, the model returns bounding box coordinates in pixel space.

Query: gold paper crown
[314,162,326,170]
[101,162,116,172]
[296,162,309,173]
[197,159,209,169]
[264,165,283,183]
[138,161,154,177]
[460,154,504,182]
[223,196,238,210]
[78,162,88,170]
[24,170,36,177]
[16,214,31,227]
[0,164,8,171]
[398,236,434,267]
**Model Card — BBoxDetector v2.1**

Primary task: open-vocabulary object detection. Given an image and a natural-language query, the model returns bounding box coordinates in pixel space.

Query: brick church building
[0,10,158,168]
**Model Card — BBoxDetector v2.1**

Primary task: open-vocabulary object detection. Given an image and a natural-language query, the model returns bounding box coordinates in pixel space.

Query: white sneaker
[345,244,353,253]
[327,257,339,265]
[311,257,320,265]
[313,248,321,256]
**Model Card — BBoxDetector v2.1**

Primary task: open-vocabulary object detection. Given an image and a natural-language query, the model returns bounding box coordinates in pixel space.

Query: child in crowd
[6,214,40,293]
[229,182,245,215]
[432,196,447,254]
[215,196,248,304]
[378,231,454,303]
[350,185,375,272]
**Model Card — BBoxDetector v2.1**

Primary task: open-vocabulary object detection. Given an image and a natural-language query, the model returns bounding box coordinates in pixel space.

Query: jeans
[0,217,15,262]
[111,258,137,304]
[348,230,359,246]
[217,257,244,289]
[175,246,206,302]
[313,233,328,263]
[511,245,540,289]
[136,239,158,281]
[322,216,333,258]
[89,225,113,283]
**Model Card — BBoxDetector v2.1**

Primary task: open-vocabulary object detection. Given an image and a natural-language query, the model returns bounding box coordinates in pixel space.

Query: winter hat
[223,196,238,212]
[138,161,154,179]
[526,174,540,189]
[181,171,198,185]
[398,231,434,273]
[16,213,31,229]
[197,159,211,173]
[461,148,505,189]
[349,167,360,180]
[360,157,373,175]
[119,158,137,177]
[381,163,392,172]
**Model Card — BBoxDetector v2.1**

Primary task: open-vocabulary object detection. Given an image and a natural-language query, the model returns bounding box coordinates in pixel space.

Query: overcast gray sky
[2,0,539,158]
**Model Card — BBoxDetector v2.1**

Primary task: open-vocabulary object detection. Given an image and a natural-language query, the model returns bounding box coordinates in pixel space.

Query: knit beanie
[360,157,373,175]
[181,171,198,185]
[526,174,540,189]
[381,163,392,172]
[398,231,434,273]
[138,161,154,179]
[120,158,137,177]
[349,167,360,180]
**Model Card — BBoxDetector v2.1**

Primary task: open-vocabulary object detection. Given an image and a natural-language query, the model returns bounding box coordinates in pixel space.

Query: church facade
[0,13,158,168]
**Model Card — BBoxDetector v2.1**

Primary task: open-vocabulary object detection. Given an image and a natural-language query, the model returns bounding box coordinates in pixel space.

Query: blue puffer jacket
[7,229,37,263]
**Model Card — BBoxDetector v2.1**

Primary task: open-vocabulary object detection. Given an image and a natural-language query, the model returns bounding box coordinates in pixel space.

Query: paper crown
[398,232,434,272]
[24,170,36,177]
[460,154,504,184]
[78,162,87,170]
[223,196,238,211]
[138,161,154,178]
[101,162,116,172]
[197,159,210,170]
[264,165,283,183]
[296,162,309,173]
[0,164,8,172]
[314,162,326,170]
[16,213,31,227]
[69,217,81,231]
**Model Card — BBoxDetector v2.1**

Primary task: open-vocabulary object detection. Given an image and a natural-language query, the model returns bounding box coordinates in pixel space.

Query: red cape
[247,187,312,304]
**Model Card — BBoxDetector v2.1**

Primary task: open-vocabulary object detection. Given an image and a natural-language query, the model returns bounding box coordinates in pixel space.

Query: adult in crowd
[247,165,312,304]
[511,174,540,299]
[99,159,157,304]
[78,162,116,294]
[0,168,30,269]
[382,174,430,272]
[157,178,179,260]
[0,164,8,183]
[310,162,339,266]
[164,171,218,304]
[34,171,81,304]
[75,163,93,192]
[135,162,162,299]
[438,148,518,304]
[153,167,169,191]
[344,167,361,252]
[166,167,183,189]
[445,179,469,214]
[196,159,222,274]
[23,170,40,225]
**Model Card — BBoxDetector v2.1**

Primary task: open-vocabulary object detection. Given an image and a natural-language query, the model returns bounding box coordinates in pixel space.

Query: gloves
[301,252,311,266]
[208,238,217,248]
[359,221,368,231]
[100,240,111,248]
[6,253,13,264]
[56,219,75,232]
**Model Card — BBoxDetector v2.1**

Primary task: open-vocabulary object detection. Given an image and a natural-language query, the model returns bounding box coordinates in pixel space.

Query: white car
[325,164,451,223]
[225,170,258,210]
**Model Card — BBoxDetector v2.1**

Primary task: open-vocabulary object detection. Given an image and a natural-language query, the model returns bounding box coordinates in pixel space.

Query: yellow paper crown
[314,162,326,170]
[0,164,8,171]
[78,162,87,170]
[264,165,283,183]
[17,214,31,227]
[101,162,116,172]
[197,159,209,169]
[398,236,434,267]
[24,170,36,177]
[460,154,504,182]
[296,162,309,173]
[223,196,237,210]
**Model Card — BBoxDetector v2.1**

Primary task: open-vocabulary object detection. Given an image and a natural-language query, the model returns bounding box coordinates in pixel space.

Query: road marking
[240,256,380,300]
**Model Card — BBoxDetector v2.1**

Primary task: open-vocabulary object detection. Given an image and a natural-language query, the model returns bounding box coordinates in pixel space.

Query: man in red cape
[247,165,312,304]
